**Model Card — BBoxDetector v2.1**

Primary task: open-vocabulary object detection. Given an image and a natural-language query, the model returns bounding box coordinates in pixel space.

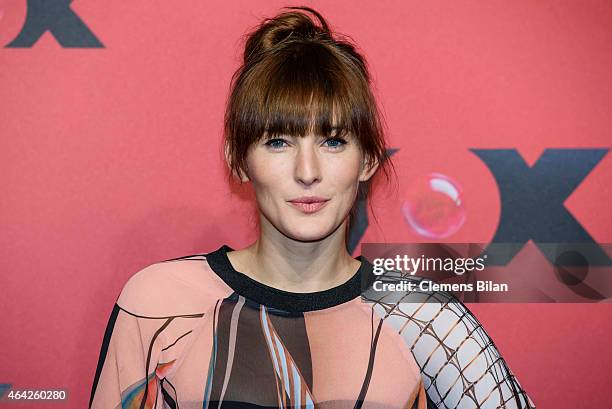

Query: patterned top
[89,244,535,409]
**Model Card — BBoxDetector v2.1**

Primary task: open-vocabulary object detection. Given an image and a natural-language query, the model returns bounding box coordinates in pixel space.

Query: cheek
[246,151,275,183]
[247,156,289,200]
[326,157,363,188]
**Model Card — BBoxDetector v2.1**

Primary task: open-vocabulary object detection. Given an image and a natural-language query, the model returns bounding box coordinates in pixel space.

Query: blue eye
[324,137,348,149]
[264,138,288,149]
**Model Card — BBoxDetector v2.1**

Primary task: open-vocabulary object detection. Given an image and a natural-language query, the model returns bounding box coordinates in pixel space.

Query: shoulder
[116,254,233,318]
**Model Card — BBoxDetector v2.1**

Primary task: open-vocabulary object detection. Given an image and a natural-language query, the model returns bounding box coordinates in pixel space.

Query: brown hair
[223,5,397,232]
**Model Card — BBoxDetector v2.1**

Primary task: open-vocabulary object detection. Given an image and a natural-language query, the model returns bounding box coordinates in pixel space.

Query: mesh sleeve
[365,273,536,409]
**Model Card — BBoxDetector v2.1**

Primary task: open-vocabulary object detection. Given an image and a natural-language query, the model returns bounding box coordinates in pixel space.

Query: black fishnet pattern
[364,271,536,409]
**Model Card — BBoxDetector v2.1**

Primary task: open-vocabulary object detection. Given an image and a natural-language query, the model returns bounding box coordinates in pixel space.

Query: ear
[358,154,379,182]
[224,143,250,183]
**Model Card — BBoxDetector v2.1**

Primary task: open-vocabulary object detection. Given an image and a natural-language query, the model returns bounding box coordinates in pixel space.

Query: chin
[283,221,335,242]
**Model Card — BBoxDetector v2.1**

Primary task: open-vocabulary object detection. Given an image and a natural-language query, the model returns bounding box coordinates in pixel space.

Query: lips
[287,197,330,214]
[289,196,329,204]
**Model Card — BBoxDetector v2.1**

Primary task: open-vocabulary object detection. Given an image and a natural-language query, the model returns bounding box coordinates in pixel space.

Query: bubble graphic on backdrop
[401,173,466,239]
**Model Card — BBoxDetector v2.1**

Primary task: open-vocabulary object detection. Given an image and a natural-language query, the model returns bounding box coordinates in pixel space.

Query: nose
[294,139,321,186]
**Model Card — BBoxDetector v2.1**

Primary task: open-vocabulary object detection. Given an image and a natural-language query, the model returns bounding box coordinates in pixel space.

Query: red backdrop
[1,1,611,408]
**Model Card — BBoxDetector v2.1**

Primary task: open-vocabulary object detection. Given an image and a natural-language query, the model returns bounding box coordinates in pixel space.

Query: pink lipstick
[287,196,330,214]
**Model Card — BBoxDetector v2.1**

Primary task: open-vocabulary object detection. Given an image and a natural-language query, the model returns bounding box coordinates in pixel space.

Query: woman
[90,6,535,409]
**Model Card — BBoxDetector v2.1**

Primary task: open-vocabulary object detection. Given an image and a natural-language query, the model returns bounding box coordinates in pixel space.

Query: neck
[226,219,361,293]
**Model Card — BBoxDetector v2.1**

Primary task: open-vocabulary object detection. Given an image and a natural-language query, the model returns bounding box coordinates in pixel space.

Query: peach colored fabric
[90,255,426,408]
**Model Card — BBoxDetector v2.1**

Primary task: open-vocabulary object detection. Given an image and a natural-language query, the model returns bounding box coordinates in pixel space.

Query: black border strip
[205,244,374,312]
[89,303,120,408]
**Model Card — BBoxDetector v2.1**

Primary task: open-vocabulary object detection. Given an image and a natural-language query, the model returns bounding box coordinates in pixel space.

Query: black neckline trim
[205,244,373,313]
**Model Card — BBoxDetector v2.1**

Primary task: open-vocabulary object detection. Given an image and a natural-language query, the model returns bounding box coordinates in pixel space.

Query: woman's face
[236,130,379,242]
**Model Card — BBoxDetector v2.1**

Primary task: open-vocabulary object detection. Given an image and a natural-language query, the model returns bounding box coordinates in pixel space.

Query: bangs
[235,41,369,143]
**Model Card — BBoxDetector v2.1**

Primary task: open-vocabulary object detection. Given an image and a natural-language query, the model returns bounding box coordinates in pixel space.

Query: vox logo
[4,0,103,48]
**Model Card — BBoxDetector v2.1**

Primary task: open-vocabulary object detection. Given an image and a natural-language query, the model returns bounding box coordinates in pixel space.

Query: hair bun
[244,6,332,62]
